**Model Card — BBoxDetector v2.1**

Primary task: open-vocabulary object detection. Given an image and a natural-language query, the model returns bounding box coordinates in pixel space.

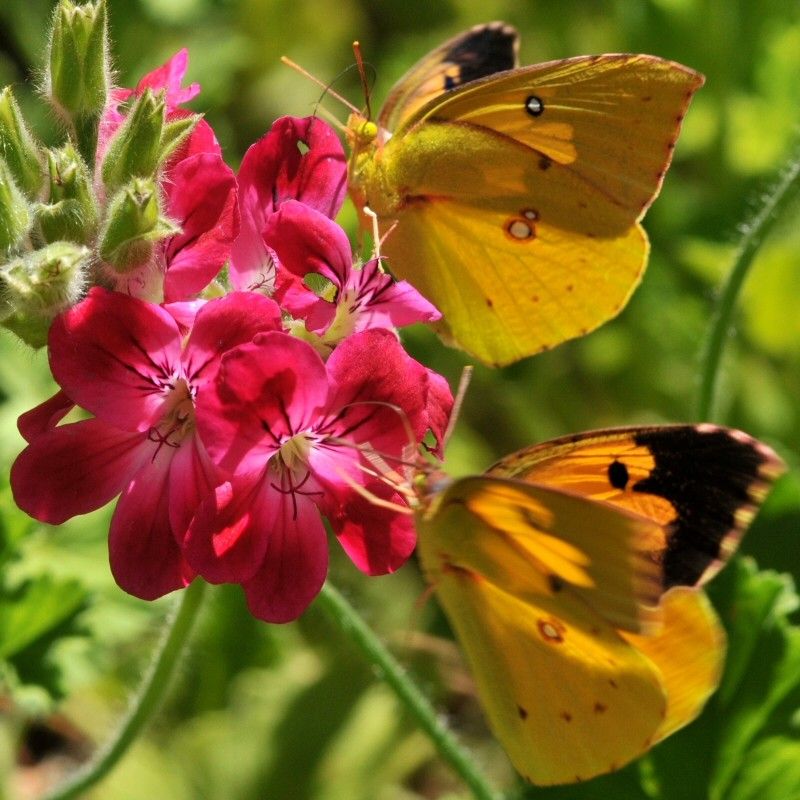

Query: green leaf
[725,737,800,800]
[0,574,88,658]
[707,559,800,799]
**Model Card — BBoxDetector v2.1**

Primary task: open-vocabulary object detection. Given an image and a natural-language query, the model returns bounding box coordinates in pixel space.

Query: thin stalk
[43,579,207,800]
[316,582,503,800]
[697,155,800,420]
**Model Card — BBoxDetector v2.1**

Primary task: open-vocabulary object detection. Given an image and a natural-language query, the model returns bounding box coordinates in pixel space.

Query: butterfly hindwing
[416,476,668,785]
[379,191,646,364]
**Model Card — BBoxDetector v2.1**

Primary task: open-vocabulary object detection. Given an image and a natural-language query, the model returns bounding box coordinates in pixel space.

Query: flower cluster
[7,22,452,622]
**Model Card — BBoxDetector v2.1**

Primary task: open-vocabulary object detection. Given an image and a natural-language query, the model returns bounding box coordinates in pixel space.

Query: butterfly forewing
[380,22,519,131]
[404,54,704,216]
[487,424,786,588]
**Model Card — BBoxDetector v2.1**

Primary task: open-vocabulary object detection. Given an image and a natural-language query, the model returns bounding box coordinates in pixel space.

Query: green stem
[697,154,800,421]
[316,582,503,800]
[43,579,207,800]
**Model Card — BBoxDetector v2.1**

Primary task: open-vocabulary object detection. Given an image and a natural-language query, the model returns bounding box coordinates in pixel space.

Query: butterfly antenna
[352,40,373,120]
[323,456,414,515]
[442,366,473,450]
[280,55,362,116]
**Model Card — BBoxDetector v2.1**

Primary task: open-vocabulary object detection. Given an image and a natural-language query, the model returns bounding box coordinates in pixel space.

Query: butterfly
[415,424,784,785]
[347,23,704,366]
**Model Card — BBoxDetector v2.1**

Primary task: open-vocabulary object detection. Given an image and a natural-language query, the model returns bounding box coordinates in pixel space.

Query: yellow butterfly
[415,424,784,785]
[347,23,704,366]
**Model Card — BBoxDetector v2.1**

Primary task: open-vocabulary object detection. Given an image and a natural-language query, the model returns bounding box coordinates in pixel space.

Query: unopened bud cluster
[0,0,199,347]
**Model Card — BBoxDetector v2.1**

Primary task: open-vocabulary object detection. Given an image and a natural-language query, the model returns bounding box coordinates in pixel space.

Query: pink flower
[263,200,440,345]
[188,328,452,622]
[11,288,282,600]
[230,116,347,294]
[160,153,239,302]
[98,49,214,163]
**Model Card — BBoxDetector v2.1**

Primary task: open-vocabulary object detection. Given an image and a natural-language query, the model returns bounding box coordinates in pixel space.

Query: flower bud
[99,177,180,271]
[101,90,201,192]
[36,143,99,244]
[0,159,33,253]
[0,241,89,347]
[0,87,44,198]
[45,0,109,119]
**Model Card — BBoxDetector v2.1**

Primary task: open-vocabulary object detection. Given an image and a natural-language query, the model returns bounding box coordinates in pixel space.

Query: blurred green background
[1,1,799,798]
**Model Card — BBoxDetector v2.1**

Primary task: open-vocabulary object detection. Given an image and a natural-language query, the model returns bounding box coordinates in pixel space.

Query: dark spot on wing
[518,705,529,720]
[608,460,629,490]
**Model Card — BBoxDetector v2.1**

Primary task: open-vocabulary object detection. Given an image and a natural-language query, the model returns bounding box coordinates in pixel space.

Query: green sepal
[0,241,90,347]
[0,159,32,254]
[36,143,99,244]
[0,86,44,198]
[99,177,179,271]
[46,0,109,119]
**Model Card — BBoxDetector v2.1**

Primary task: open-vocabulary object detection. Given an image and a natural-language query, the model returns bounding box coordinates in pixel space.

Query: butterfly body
[415,424,784,785]
[347,24,704,366]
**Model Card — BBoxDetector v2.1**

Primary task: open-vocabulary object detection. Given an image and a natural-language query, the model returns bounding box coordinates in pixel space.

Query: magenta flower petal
[11,419,152,524]
[197,332,328,473]
[163,153,239,302]
[348,260,442,328]
[231,116,346,290]
[261,201,350,328]
[109,442,195,600]
[17,390,74,442]
[134,48,200,107]
[241,492,329,623]
[184,475,272,584]
[167,433,221,542]
[328,483,416,575]
[425,368,455,456]
[178,118,223,159]
[324,329,429,452]
[182,292,283,390]
[264,200,351,284]
[48,288,183,431]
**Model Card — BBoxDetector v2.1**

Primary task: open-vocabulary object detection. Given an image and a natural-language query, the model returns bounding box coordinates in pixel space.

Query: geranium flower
[230,116,347,294]
[187,328,452,622]
[96,50,237,303]
[97,49,210,162]
[11,288,282,600]
[263,199,440,346]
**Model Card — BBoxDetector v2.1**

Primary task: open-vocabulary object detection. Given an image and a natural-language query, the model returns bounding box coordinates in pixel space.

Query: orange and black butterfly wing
[487,424,785,588]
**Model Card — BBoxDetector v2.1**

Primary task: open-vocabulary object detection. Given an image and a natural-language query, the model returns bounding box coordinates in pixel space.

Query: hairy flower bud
[0,87,44,198]
[99,177,179,271]
[45,0,109,119]
[0,159,32,253]
[36,143,99,244]
[101,90,200,192]
[0,241,89,347]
